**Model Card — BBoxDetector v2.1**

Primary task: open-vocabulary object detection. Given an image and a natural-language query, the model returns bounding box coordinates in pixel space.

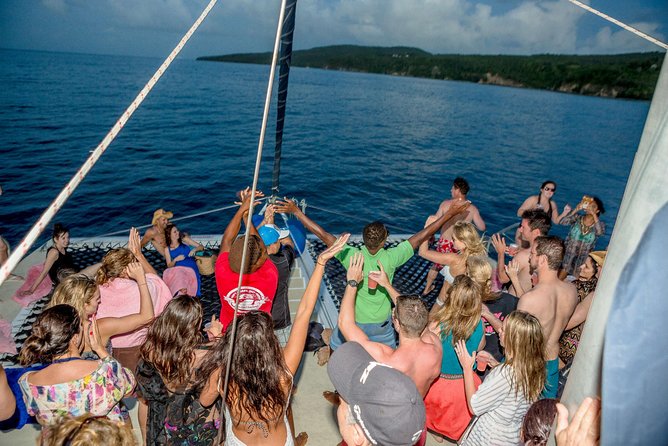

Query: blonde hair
[503,311,546,403]
[48,274,97,319]
[432,275,481,344]
[96,248,137,285]
[453,222,486,259]
[42,414,137,446]
[466,255,497,303]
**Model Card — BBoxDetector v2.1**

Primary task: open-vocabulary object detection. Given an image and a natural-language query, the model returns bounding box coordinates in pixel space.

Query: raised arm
[505,259,526,297]
[407,201,470,249]
[128,227,158,276]
[283,234,350,374]
[220,188,264,253]
[490,233,510,284]
[97,262,155,343]
[274,198,337,247]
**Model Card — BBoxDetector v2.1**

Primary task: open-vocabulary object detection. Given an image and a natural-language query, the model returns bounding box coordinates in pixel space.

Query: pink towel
[97,273,173,348]
[0,319,17,354]
[12,263,53,307]
[163,266,198,297]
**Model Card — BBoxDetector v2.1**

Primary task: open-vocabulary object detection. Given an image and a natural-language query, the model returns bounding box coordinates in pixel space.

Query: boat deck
[0,235,451,445]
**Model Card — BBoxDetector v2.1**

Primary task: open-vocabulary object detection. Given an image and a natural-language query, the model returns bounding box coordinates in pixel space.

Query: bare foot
[321,328,332,346]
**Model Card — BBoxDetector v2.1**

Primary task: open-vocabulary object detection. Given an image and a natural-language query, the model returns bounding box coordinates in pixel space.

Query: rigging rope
[0,0,220,287]
[567,0,668,50]
[85,198,269,239]
[217,0,290,443]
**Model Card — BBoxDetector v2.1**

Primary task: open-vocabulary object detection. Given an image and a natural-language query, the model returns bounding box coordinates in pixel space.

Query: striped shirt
[460,365,530,446]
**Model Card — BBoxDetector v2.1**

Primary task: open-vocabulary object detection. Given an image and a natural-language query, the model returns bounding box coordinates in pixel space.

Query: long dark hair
[140,295,203,387]
[196,311,289,424]
[19,304,81,366]
[164,223,182,247]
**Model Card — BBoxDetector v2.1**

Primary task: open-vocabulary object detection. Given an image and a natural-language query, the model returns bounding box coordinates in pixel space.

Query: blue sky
[1,0,666,58]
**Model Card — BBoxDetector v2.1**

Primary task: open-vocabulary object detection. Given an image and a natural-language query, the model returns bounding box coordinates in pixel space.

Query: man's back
[518,278,577,359]
[436,199,483,239]
[372,333,442,398]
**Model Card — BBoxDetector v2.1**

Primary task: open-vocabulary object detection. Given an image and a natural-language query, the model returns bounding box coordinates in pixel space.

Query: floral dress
[561,214,605,276]
[136,358,221,445]
[18,356,135,425]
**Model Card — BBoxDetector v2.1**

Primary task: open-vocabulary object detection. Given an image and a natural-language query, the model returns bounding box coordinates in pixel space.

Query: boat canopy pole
[0,0,220,287]
[567,0,668,50]
[271,0,299,197]
[217,0,289,442]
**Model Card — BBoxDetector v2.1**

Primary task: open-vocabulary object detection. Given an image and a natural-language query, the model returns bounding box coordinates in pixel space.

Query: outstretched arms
[407,201,469,249]
[284,234,350,374]
[274,198,337,247]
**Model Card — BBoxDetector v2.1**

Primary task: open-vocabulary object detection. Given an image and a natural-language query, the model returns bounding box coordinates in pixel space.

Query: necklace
[580,216,594,235]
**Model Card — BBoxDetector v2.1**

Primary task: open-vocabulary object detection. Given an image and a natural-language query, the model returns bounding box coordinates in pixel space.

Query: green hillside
[198,45,664,100]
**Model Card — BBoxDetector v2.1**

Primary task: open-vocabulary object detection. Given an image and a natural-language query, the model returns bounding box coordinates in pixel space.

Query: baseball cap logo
[360,361,393,384]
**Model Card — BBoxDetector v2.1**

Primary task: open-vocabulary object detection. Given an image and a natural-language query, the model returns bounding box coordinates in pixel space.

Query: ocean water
[0,49,651,251]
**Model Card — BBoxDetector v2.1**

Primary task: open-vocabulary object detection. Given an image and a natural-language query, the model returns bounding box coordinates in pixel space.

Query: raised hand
[454,339,476,370]
[273,198,299,215]
[128,227,143,257]
[235,187,264,212]
[505,259,520,280]
[88,316,107,359]
[448,200,470,216]
[125,262,146,283]
[347,253,364,282]
[317,233,350,264]
[491,233,507,255]
[556,397,601,446]
[563,204,572,215]
[368,261,390,288]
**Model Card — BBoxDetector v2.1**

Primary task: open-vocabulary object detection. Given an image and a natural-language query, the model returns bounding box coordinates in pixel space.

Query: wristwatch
[346,279,359,288]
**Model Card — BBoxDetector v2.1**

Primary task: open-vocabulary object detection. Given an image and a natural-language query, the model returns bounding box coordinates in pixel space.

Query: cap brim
[327,342,374,403]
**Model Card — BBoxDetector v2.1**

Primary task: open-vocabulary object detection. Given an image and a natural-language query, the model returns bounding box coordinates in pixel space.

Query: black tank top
[47,247,76,285]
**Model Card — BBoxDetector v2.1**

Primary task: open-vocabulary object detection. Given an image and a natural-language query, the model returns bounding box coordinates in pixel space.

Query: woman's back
[461,365,530,446]
[19,357,134,425]
[225,375,294,446]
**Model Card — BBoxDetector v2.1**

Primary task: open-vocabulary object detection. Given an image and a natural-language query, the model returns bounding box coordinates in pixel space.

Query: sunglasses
[543,187,555,192]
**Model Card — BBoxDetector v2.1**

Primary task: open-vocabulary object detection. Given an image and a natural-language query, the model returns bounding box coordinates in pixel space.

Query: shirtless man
[491,209,551,297]
[140,208,172,256]
[518,235,577,398]
[338,253,442,397]
[422,177,485,295]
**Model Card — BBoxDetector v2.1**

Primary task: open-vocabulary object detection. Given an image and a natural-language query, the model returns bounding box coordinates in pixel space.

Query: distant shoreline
[198,45,664,100]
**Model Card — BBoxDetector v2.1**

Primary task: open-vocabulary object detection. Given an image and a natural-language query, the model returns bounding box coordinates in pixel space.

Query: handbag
[195,250,217,276]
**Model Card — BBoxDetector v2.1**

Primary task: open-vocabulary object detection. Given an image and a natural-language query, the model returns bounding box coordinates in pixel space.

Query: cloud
[580,22,666,53]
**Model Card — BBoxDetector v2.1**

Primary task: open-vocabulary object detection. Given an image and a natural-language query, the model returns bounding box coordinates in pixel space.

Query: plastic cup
[476,359,488,372]
[367,276,377,290]
[507,243,519,256]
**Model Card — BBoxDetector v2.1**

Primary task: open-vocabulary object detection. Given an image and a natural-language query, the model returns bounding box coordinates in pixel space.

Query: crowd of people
[0,179,607,445]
